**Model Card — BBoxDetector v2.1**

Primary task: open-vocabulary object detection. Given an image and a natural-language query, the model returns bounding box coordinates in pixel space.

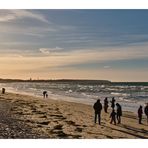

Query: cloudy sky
[0,10,148,81]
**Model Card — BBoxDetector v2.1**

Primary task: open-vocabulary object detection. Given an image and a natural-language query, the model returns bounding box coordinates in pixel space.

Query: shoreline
[0,86,143,114]
[0,92,148,138]
[1,82,147,114]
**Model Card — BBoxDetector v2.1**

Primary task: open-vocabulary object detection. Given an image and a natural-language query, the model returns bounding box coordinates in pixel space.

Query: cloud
[39,47,63,55]
[0,45,148,81]
[103,66,110,69]
[0,10,49,23]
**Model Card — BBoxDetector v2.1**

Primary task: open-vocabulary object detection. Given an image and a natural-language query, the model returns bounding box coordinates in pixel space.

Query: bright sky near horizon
[0,10,148,81]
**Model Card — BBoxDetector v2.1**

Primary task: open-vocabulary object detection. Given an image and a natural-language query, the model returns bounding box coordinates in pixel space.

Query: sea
[0,81,148,113]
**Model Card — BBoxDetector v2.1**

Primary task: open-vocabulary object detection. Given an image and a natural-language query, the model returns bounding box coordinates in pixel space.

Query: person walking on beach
[144,103,148,124]
[116,103,122,124]
[138,105,143,124]
[111,97,116,109]
[93,99,102,125]
[1,88,5,94]
[110,109,116,125]
[45,93,48,98]
[43,91,48,98]
[104,97,109,113]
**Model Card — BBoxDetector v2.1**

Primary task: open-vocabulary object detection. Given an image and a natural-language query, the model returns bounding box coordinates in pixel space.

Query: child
[110,109,116,125]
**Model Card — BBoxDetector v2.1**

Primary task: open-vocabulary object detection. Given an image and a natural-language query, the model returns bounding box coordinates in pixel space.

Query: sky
[0,10,148,81]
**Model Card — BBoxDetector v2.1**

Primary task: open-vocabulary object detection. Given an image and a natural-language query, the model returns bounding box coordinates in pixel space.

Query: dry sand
[0,92,148,139]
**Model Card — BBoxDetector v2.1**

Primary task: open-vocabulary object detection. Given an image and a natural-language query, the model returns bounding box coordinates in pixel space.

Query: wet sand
[0,92,148,139]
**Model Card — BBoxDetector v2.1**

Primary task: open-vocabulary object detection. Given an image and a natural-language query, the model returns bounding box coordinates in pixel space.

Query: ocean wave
[111,92,130,97]
[1,82,148,113]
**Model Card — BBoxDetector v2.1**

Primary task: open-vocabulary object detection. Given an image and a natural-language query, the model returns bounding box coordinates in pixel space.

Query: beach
[0,92,148,139]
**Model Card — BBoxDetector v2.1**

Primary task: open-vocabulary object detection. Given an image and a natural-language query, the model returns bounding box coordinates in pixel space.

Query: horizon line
[0,78,148,83]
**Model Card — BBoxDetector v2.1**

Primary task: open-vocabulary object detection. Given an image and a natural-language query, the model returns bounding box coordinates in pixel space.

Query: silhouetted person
[110,109,116,125]
[93,99,102,125]
[45,93,48,98]
[144,103,148,124]
[138,105,143,124]
[43,91,47,98]
[116,103,122,124]
[104,97,109,113]
[2,88,5,94]
[111,97,116,109]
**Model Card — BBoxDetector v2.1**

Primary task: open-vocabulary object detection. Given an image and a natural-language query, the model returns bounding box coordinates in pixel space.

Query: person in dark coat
[110,109,116,125]
[144,103,148,124]
[104,97,109,113]
[138,105,143,124]
[93,99,102,125]
[111,97,116,109]
[43,91,47,98]
[116,103,122,124]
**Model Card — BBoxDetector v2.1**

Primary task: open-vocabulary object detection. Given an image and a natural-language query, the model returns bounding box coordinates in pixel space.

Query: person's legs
[43,93,45,98]
[98,114,101,125]
[119,116,121,124]
[110,118,113,124]
[104,107,106,113]
[117,114,119,123]
[114,117,116,125]
[139,116,142,124]
[117,115,121,124]
[94,113,97,123]
[104,106,107,113]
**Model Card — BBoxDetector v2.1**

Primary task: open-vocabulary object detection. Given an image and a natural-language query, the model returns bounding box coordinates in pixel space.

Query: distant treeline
[0,78,111,85]
[112,82,148,86]
[0,78,148,86]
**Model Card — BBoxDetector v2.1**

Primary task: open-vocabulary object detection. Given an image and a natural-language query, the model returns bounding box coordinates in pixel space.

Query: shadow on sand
[102,124,148,139]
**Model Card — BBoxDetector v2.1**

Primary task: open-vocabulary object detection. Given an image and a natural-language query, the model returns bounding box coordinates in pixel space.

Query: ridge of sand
[0,92,148,139]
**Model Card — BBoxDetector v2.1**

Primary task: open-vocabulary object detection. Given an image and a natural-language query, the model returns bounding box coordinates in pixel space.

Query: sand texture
[0,93,148,139]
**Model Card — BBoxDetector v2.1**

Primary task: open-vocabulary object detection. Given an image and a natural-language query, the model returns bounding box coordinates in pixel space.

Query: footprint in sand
[54,124,63,130]
[40,105,46,108]
[51,125,82,139]
[75,127,83,132]
[40,115,47,118]
[65,120,76,126]
[37,121,50,126]
[50,125,69,138]
[50,114,66,120]
[105,135,113,139]
[33,110,46,115]
[25,119,35,124]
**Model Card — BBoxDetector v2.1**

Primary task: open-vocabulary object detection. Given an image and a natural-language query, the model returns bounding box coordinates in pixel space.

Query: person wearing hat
[93,99,102,125]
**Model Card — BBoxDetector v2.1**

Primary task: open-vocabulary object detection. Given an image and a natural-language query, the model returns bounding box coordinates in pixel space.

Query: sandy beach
[0,92,148,139]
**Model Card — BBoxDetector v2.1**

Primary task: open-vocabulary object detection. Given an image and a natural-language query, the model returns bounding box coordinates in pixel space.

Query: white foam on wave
[111,92,130,97]
[1,82,148,113]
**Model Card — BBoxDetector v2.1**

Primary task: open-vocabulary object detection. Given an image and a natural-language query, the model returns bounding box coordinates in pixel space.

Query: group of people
[93,97,148,125]
[138,104,148,124]
[93,97,122,125]
[43,90,48,98]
